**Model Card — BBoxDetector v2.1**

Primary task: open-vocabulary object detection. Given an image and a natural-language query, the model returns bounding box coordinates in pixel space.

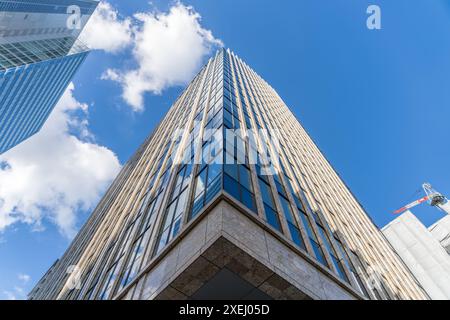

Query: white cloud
[79,1,133,53]
[100,2,223,111]
[18,274,30,283]
[0,84,121,238]
[18,274,31,283]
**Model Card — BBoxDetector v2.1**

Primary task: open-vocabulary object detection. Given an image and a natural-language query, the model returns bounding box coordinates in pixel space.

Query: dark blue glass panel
[279,195,295,223]
[224,164,238,181]
[224,110,233,128]
[191,195,204,219]
[264,204,281,231]
[293,195,303,210]
[332,256,349,283]
[288,223,306,251]
[241,188,256,213]
[259,179,275,209]
[275,180,286,196]
[299,211,317,241]
[224,174,241,201]
[311,240,327,266]
[239,165,252,191]
[205,176,221,204]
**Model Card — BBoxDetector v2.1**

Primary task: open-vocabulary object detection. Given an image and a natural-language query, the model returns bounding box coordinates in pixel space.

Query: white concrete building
[429,215,450,255]
[382,211,450,300]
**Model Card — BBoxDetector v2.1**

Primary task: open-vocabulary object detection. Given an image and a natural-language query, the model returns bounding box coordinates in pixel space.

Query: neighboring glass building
[30,49,428,300]
[0,0,98,154]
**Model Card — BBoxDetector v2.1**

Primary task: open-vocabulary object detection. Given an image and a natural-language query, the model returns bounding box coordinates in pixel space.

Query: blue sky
[1,0,450,299]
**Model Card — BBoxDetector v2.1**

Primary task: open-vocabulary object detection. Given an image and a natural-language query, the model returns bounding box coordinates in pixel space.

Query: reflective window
[278,194,306,250]
[314,214,349,283]
[156,185,189,255]
[258,178,281,231]
[190,164,222,219]
[299,210,327,266]
[223,164,256,213]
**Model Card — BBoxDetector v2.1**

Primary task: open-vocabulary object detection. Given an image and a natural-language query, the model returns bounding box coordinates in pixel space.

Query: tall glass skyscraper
[0,0,98,154]
[30,49,428,300]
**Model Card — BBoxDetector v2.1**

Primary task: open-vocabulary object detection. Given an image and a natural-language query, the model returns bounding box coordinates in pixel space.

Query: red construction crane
[394,183,450,215]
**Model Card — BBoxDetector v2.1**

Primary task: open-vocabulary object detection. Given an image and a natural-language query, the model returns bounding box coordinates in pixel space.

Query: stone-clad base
[120,200,362,300]
[156,237,311,300]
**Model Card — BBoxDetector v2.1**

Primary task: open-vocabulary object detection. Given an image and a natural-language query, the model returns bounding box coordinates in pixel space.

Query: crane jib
[393,196,429,214]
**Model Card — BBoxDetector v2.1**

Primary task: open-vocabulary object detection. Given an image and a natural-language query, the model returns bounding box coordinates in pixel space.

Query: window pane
[224,164,238,181]
[175,189,188,217]
[205,175,221,204]
[202,142,211,163]
[311,240,327,266]
[236,137,245,163]
[224,174,240,200]
[194,169,207,199]
[191,196,204,218]
[275,180,285,196]
[207,164,221,185]
[224,110,233,128]
[264,204,281,231]
[181,163,192,188]
[171,216,183,239]
[156,227,170,253]
[332,256,349,283]
[241,188,256,213]
[288,223,306,251]
[239,165,252,191]
[293,196,303,210]
[175,166,185,188]
[317,225,334,255]
[299,212,317,241]
[279,195,294,223]
[259,179,275,208]
[163,202,176,230]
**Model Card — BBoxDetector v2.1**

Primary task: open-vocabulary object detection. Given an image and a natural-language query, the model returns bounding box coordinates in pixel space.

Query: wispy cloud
[18,274,30,284]
[2,290,17,300]
[2,274,30,300]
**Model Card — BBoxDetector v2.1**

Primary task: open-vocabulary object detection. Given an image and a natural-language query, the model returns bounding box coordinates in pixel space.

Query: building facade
[382,211,450,299]
[0,0,98,154]
[429,215,450,255]
[30,49,428,300]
